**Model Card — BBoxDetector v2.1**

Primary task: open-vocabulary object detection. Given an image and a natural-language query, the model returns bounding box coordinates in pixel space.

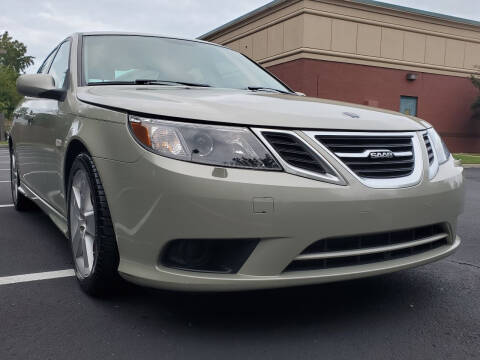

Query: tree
[0,31,34,73]
[0,32,34,129]
[0,65,23,120]
[472,75,480,119]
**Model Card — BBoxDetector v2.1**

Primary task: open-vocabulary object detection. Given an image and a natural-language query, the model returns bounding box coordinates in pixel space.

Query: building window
[400,96,418,116]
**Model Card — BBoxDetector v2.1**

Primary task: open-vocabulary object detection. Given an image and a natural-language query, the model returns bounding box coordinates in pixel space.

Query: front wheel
[67,153,120,296]
[10,149,31,211]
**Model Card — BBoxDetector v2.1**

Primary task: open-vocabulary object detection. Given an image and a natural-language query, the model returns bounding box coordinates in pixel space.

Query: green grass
[0,141,7,146]
[454,153,480,164]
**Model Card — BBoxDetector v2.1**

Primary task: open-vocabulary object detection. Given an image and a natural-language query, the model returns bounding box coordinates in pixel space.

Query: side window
[37,49,57,74]
[48,41,71,89]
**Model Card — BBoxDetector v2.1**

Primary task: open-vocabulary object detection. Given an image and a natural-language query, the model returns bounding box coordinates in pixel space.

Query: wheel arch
[63,137,92,193]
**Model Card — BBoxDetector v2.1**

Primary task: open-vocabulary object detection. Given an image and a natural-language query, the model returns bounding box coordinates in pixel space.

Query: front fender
[64,112,140,164]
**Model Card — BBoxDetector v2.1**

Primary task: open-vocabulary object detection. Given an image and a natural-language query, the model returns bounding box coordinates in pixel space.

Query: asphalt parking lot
[0,145,479,360]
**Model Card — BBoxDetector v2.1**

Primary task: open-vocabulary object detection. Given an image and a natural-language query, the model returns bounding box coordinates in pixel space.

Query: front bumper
[93,142,464,291]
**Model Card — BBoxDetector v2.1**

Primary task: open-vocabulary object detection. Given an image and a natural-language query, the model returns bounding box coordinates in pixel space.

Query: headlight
[129,115,281,170]
[427,128,451,165]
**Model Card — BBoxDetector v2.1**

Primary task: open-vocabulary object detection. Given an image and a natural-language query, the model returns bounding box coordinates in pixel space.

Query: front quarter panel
[64,104,139,163]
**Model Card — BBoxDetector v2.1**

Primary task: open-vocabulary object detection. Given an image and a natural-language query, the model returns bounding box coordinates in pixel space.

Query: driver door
[33,39,72,213]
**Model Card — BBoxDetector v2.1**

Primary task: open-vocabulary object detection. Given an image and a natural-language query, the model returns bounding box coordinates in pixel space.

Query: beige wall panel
[209,1,305,45]
[226,40,241,52]
[465,43,480,69]
[445,39,465,68]
[267,22,285,56]
[331,19,357,53]
[304,0,480,42]
[381,28,404,60]
[238,36,253,58]
[284,15,304,51]
[209,0,480,47]
[404,32,426,63]
[357,24,381,57]
[425,36,446,65]
[303,14,332,50]
[252,30,268,60]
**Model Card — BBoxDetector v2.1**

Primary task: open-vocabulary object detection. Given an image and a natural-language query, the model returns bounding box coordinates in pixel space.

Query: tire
[67,153,120,296]
[10,148,32,211]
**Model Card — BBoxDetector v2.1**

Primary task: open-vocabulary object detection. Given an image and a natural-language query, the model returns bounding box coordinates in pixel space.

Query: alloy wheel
[69,168,96,278]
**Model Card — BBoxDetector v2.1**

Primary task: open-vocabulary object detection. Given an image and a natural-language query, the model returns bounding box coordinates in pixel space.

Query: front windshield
[82,35,291,92]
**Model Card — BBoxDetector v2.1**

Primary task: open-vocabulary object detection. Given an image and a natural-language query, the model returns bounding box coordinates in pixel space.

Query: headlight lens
[129,115,281,170]
[427,128,451,165]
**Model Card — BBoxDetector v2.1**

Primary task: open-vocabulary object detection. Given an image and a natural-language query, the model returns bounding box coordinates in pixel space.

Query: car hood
[76,86,426,131]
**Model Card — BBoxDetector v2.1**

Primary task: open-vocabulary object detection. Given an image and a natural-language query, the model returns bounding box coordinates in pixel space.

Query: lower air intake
[285,224,449,272]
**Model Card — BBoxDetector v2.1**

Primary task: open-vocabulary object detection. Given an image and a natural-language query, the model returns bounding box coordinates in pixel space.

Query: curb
[462,164,480,168]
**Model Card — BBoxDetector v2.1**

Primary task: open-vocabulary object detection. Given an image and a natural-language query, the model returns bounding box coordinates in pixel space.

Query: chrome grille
[423,133,435,165]
[261,132,327,174]
[314,134,415,179]
[285,224,449,272]
[254,129,347,185]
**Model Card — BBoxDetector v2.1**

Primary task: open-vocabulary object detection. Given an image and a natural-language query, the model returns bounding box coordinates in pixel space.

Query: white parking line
[0,204,14,208]
[0,269,75,286]
[0,180,10,183]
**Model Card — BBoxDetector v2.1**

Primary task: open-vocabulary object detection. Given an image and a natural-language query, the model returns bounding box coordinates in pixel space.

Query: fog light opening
[161,239,259,274]
[167,240,212,269]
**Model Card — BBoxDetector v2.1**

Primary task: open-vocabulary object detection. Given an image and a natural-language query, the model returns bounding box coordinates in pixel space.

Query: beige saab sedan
[10,32,464,296]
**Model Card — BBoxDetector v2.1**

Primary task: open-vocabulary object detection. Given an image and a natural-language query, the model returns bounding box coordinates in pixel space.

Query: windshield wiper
[247,86,293,95]
[87,80,211,87]
[134,79,211,87]
[88,81,136,86]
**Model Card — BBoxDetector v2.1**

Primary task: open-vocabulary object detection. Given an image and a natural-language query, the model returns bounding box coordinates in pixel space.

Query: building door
[400,96,418,116]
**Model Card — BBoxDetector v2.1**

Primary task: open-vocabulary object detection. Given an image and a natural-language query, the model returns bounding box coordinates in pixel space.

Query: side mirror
[16,74,66,101]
